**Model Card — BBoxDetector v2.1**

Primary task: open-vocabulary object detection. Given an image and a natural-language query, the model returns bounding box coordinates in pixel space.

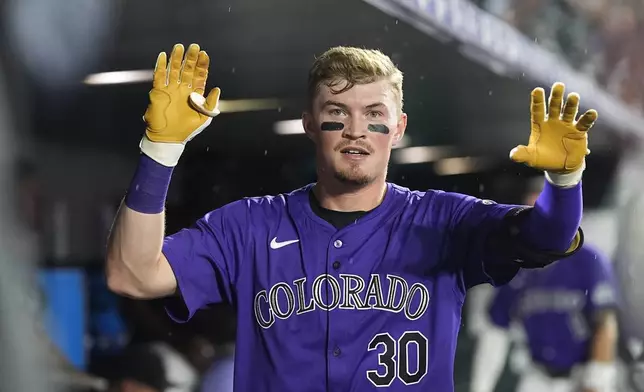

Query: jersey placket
[324,220,385,390]
[326,234,350,390]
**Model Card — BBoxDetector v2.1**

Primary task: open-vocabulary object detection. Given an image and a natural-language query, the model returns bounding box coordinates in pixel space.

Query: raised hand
[141,43,221,167]
[510,82,597,173]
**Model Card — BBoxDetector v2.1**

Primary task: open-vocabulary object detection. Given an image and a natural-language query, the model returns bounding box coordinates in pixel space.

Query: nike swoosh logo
[270,237,299,249]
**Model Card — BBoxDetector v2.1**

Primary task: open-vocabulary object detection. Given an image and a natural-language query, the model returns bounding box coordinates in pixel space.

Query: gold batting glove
[141,43,221,167]
[510,82,598,187]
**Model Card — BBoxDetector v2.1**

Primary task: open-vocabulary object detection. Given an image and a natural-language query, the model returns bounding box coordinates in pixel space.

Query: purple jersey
[489,245,617,370]
[163,183,521,391]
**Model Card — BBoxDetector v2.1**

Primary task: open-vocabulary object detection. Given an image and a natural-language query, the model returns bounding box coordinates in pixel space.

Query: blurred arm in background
[581,309,618,392]
[588,312,618,362]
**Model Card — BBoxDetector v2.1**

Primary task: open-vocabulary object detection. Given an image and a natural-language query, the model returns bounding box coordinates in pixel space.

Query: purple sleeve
[518,180,582,252]
[583,249,618,313]
[488,285,518,329]
[163,200,248,322]
[449,180,582,290]
[446,193,522,289]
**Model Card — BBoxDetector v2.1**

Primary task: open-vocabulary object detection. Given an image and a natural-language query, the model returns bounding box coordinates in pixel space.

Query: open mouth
[340,147,370,156]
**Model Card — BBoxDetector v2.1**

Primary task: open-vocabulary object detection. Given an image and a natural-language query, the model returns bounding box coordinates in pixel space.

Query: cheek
[318,131,341,150]
[372,133,395,151]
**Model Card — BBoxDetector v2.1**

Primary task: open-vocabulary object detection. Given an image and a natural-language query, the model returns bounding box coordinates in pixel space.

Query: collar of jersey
[287,182,400,232]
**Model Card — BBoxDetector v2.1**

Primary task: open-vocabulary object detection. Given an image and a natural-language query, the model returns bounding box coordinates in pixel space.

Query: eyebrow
[322,100,349,110]
[322,100,387,110]
[365,102,386,109]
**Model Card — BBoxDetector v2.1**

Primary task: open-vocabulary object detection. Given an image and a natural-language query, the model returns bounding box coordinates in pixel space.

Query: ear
[302,111,317,142]
[392,112,408,147]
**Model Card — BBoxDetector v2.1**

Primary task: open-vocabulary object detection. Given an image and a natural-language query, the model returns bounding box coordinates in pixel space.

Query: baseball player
[106,42,596,391]
[470,243,619,392]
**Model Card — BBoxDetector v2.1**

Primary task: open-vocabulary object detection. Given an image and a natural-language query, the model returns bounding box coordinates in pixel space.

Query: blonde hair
[307,46,404,110]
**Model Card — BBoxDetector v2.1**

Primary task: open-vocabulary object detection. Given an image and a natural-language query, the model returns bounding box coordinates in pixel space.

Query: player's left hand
[510,82,598,174]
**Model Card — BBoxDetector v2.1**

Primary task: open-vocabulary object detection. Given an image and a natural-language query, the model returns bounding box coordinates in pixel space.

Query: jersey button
[332,261,340,270]
[333,347,341,357]
[333,239,343,248]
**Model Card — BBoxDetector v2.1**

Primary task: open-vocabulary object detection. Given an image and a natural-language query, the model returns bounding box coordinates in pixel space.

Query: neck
[314,177,387,212]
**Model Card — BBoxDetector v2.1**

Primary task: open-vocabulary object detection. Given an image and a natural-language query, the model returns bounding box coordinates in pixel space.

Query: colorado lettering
[518,289,585,316]
[254,274,430,329]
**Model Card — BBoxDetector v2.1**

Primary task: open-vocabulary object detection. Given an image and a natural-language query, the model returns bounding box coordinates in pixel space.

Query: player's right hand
[140,43,221,167]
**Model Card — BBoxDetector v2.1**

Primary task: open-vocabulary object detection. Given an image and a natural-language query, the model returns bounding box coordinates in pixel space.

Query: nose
[342,117,368,139]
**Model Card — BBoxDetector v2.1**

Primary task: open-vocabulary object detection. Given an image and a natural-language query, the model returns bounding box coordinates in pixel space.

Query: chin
[333,168,375,186]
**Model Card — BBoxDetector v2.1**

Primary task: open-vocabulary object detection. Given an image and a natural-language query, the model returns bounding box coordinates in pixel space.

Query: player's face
[303,79,407,186]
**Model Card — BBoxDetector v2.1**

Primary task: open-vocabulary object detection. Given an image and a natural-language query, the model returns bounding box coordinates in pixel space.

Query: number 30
[366,331,429,387]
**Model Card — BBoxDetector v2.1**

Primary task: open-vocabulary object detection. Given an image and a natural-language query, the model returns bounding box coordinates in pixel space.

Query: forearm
[106,154,174,297]
[106,204,166,290]
[590,311,619,362]
[518,179,582,252]
[582,311,619,391]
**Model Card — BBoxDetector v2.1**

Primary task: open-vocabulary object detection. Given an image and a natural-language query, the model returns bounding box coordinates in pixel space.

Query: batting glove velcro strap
[582,361,616,392]
[139,135,185,168]
[545,161,585,188]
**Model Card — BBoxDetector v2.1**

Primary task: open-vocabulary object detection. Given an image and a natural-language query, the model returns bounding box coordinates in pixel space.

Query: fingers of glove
[205,87,220,111]
[193,51,210,95]
[576,109,598,132]
[167,44,185,85]
[189,89,221,117]
[509,145,532,164]
[180,43,200,87]
[548,82,565,119]
[562,92,580,123]
[531,87,546,125]
[153,52,167,88]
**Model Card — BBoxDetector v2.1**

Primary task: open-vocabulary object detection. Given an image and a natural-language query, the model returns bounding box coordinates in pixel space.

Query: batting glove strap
[140,135,186,167]
[545,161,585,188]
[582,361,616,392]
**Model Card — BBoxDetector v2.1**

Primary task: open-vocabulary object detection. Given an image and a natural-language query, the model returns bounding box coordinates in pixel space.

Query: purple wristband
[124,154,174,214]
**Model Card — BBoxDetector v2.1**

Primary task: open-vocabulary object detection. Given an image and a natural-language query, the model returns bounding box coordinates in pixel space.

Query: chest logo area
[254,274,430,329]
[270,237,300,249]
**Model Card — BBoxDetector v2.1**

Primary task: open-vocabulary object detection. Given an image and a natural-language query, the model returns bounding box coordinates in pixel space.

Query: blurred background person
[612,146,644,392]
[196,313,235,392]
[107,343,196,392]
[469,178,619,392]
[199,337,234,392]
